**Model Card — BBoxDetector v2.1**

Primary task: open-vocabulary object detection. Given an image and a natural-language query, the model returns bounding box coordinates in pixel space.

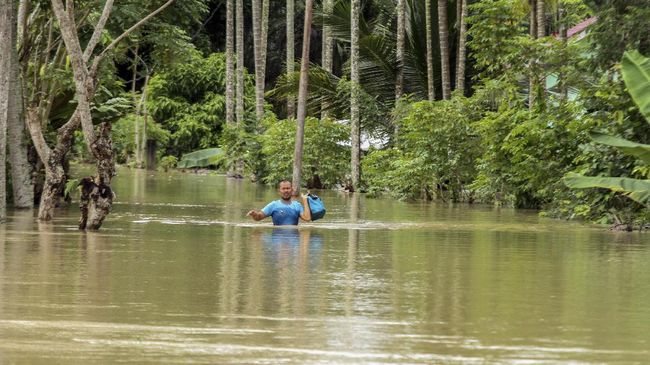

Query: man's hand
[246,210,265,221]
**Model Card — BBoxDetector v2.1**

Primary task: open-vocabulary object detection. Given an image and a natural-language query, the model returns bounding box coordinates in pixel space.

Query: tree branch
[83,0,114,63]
[90,0,176,77]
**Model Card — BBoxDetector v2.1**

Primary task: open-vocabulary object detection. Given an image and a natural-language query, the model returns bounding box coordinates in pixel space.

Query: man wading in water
[246,180,312,225]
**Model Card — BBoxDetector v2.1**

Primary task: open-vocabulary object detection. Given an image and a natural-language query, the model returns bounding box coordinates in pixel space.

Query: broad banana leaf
[622,50,650,123]
[590,132,650,165]
[177,148,223,169]
[564,172,650,206]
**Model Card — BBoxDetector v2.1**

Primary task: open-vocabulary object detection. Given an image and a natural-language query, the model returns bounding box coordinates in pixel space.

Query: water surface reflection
[0,169,649,364]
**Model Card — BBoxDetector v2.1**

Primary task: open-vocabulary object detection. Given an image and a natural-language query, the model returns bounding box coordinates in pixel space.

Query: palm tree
[529,0,536,109]
[252,0,270,122]
[350,0,361,190]
[236,0,245,125]
[292,0,314,193]
[6,0,33,208]
[286,0,295,118]
[396,0,406,100]
[438,0,451,99]
[537,0,545,38]
[455,0,467,94]
[225,0,234,125]
[322,0,334,118]
[425,0,435,101]
[0,0,10,220]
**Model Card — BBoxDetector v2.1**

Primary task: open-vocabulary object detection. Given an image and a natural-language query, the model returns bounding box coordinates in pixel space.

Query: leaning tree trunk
[350,0,361,191]
[50,0,175,229]
[425,0,435,101]
[395,0,406,101]
[0,0,10,221]
[438,0,451,99]
[455,0,467,94]
[7,0,34,209]
[286,0,295,118]
[321,0,333,119]
[225,0,235,126]
[236,0,245,125]
[291,0,314,195]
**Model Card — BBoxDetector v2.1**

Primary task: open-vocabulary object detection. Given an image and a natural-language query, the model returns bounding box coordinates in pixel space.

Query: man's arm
[246,210,267,221]
[299,194,311,222]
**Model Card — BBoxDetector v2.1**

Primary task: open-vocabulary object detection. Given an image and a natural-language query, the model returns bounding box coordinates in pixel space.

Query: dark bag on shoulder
[307,193,326,221]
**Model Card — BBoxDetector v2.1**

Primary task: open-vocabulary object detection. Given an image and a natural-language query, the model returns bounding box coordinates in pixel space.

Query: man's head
[278,180,292,201]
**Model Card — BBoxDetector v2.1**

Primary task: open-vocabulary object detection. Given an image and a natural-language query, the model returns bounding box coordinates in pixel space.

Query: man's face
[278,182,292,200]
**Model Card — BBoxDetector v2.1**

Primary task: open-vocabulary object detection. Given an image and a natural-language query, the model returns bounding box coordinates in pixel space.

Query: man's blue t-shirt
[261,200,304,225]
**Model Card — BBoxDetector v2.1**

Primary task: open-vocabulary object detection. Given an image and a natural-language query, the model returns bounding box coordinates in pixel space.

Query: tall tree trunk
[225,0,235,125]
[141,74,150,169]
[49,0,175,229]
[131,45,141,167]
[438,0,451,99]
[236,0,245,125]
[536,0,545,38]
[536,0,545,105]
[528,0,536,110]
[286,0,295,118]
[558,1,568,100]
[350,0,361,191]
[252,0,269,122]
[292,0,314,194]
[321,0,334,119]
[0,0,11,221]
[425,0,435,101]
[395,0,406,101]
[7,0,34,208]
[455,0,467,94]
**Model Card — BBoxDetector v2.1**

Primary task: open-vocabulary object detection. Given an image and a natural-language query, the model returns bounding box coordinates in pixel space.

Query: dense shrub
[259,116,350,189]
[363,98,481,201]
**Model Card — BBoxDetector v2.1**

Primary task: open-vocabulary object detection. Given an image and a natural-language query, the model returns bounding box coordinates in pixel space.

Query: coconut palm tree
[292,0,314,193]
[455,0,467,94]
[322,0,334,118]
[425,0,435,101]
[236,0,245,125]
[225,0,235,125]
[286,0,295,118]
[350,0,361,190]
[252,0,270,122]
[396,0,406,100]
[438,0,451,99]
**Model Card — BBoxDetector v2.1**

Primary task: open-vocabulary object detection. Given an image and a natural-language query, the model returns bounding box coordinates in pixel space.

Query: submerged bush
[260,116,350,189]
[364,98,481,201]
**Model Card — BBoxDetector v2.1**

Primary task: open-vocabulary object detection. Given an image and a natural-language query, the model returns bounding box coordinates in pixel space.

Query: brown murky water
[1,167,649,364]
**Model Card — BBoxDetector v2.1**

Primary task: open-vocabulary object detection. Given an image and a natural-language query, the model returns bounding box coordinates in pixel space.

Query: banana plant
[564,50,650,206]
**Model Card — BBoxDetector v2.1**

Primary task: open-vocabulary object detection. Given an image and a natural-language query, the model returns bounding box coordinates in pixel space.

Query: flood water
[1,167,649,364]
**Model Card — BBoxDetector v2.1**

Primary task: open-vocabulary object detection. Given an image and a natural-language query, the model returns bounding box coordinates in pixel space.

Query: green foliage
[147,52,256,157]
[564,174,650,206]
[364,98,481,201]
[64,179,81,200]
[111,114,171,164]
[564,50,650,208]
[159,156,179,172]
[467,0,529,81]
[621,50,650,121]
[177,148,224,169]
[259,116,350,189]
[473,100,586,208]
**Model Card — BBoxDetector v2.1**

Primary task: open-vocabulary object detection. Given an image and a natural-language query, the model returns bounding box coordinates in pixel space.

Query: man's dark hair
[277,179,292,188]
